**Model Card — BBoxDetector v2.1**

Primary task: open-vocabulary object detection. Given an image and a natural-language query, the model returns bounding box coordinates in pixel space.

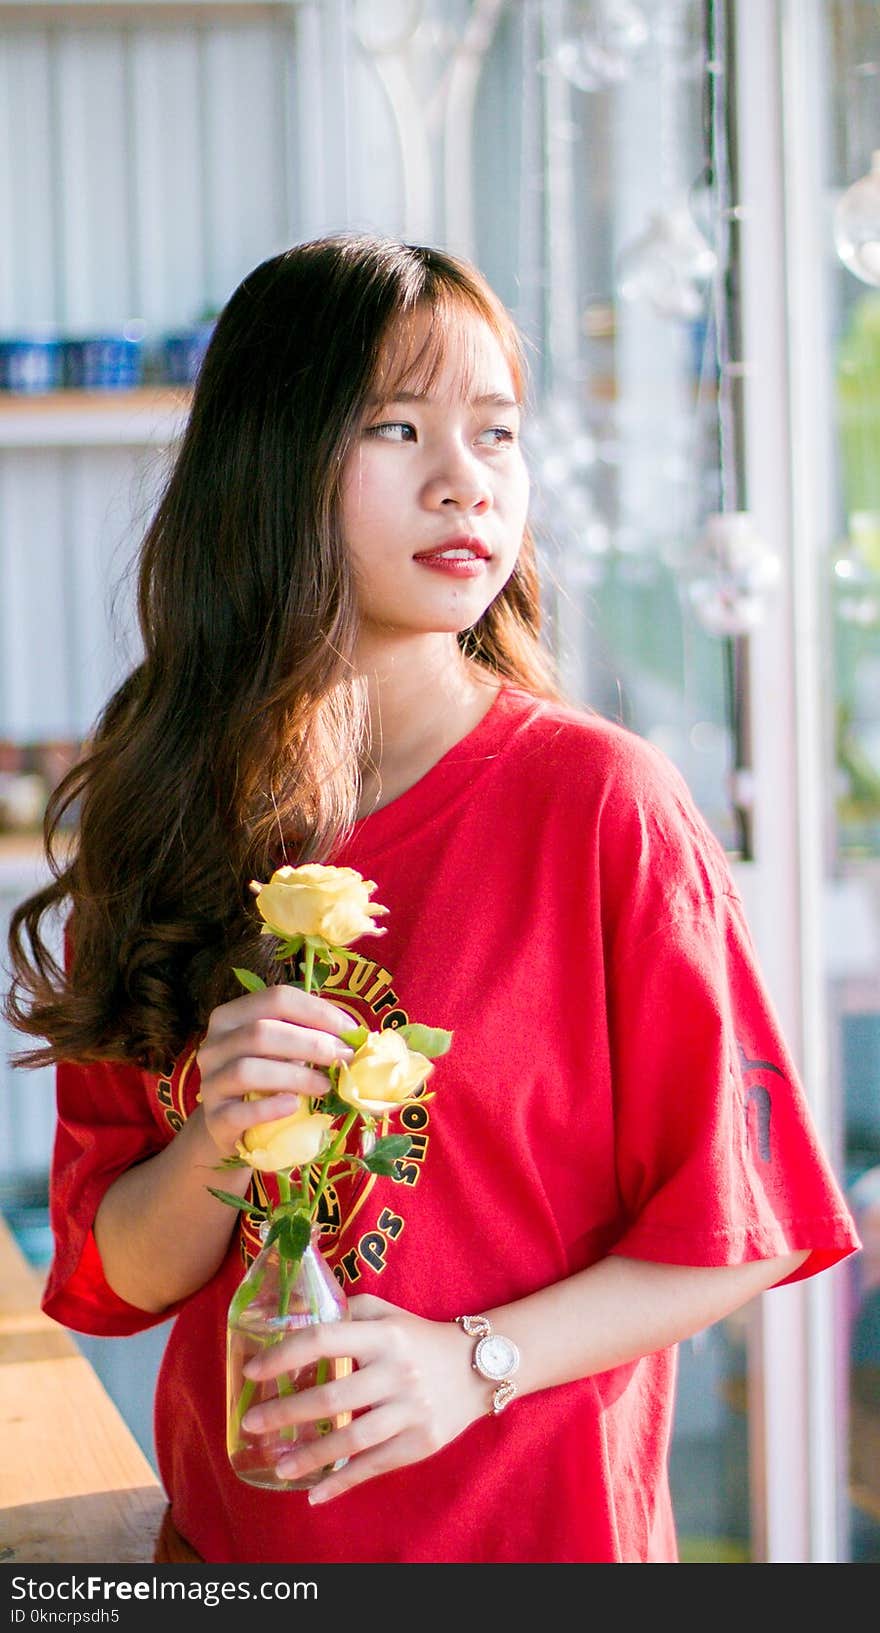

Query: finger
[305,1425,422,1505]
[241,1358,394,1435]
[207,985,357,1042]
[202,1089,306,1158]
[199,1054,338,1104]
[274,1403,406,1488]
[242,1318,385,1382]
[208,1091,304,1130]
[203,1017,355,1073]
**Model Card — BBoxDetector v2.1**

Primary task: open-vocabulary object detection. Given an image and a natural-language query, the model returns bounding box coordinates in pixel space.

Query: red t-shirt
[41,684,861,1563]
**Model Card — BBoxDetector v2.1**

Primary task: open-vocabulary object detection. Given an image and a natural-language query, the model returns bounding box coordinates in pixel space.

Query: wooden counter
[0,1213,166,1563]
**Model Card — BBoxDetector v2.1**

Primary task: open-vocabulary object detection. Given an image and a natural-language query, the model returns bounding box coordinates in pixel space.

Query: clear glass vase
[226,1223,352,1492]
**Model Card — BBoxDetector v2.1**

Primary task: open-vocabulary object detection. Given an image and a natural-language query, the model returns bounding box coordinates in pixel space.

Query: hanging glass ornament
[616,202,717,320]
[560,505,610,587]
[834,151,880,287]
[524,392,609,586]
[554,0,649,92]
[523,394,596,489]
[685,512,781,637]
[832,524,880,627]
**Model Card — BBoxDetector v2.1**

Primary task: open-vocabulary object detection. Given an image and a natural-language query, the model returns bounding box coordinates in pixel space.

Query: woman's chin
[356,601,496,642]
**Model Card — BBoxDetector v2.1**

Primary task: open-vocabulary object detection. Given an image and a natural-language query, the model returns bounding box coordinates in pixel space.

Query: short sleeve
[606,890,861,1284]
[41,1053,185,1337]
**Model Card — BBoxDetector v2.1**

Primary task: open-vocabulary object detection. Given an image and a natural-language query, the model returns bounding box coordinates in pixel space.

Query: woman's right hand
[195,985,356,1159]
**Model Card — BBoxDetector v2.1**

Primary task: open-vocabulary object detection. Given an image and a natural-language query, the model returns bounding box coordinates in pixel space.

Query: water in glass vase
[226,1224,353,1492]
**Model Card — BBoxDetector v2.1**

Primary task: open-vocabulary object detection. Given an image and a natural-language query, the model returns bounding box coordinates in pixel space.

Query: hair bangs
[372,280,527,409]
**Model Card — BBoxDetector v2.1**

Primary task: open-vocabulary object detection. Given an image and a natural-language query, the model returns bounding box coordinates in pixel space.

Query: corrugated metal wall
[2,6,303,332]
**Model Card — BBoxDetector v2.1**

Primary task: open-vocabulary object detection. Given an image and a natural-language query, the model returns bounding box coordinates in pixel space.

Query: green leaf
[206,1186,265,1216]
[318,1086,351,1119]
[311,957,334,990]
[260,933,303,960]
[278,1211,312,1263]
[359,1133,412,1175]
[229,1264,266,1323]
[371,1132,412,1158]
[232,966,267,993]
[395,1024,453,1058]
[273,1198,312,1222]
[340,1024,370,1049]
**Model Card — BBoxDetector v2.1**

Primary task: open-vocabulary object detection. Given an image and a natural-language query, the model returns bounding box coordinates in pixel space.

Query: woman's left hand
[239,1294,486,1501]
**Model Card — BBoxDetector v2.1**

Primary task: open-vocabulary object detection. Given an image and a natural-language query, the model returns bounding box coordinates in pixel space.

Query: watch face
[474,1333,520,1382]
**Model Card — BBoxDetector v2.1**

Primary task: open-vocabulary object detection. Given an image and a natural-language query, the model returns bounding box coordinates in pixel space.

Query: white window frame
[731,0,850,1563]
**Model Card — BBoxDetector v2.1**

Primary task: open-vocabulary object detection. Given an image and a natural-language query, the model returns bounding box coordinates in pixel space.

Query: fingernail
[308,1486,331,1505]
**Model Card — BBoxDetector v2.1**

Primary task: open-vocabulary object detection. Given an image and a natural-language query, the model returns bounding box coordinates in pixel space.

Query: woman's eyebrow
[367,389,522,409]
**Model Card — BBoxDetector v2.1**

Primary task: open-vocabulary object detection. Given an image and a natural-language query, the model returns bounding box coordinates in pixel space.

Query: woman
[5,232,860,1564]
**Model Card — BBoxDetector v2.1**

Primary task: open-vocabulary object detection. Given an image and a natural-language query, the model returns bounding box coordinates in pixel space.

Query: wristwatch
[455,1313,520,1414]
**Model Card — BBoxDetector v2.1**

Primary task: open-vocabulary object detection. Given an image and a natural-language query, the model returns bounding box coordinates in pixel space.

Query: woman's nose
[422,448,492,511]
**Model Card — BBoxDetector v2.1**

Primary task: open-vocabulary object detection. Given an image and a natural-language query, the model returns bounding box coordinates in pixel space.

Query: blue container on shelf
[0,332,64,393]
[63,320,147,389]
[158,321,215,386]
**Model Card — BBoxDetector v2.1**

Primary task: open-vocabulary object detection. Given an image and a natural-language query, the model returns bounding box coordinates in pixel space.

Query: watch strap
[457,1313,491,1341]
[454,1313,519,1415]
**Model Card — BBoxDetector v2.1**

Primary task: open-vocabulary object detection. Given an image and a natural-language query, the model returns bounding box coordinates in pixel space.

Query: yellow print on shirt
[150,960,436,1285]
[237,948,433,1287]
[155,1046,199,1134]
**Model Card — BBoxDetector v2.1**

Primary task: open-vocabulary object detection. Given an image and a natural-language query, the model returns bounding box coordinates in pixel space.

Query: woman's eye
[364,421,416,442]
[363,421,518,447]
[479,426,518,446]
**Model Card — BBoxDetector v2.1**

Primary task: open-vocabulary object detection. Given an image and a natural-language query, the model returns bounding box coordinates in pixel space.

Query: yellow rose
[235,1099,335,1173]
[252,863,388,947]
[336,1029,433,1117]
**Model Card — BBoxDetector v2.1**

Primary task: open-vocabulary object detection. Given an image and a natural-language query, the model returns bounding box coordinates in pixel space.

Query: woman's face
[340,307,529,643]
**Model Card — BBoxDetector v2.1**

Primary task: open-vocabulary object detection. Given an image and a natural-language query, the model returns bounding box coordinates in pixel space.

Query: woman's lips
[412,539,490,577]
[413,553,488,577]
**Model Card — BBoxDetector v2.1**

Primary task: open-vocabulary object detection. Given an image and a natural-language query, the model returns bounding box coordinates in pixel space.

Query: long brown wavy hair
[5,231,565,1073]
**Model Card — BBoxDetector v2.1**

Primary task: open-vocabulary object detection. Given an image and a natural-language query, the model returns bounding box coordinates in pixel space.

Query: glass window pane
[825,0,880,1565]
[515,0,750,859]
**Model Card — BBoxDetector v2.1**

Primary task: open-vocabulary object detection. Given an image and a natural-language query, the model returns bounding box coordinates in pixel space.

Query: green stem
[274,1252,299,1440]
[230,1172,296,1452]
[272,1169,300,1437]
[230,938,342,1460]
[229,1247,304,1454]
[315,1355,333,1435]
[226,1319,269,1463]
[228,1259,265,1326]
[299,1163,312,1210]
[229,1370,260,1446]
[309,1110,358,1220]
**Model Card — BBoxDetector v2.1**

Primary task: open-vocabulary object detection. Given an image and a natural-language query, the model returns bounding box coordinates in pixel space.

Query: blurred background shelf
[0,388,191,446]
